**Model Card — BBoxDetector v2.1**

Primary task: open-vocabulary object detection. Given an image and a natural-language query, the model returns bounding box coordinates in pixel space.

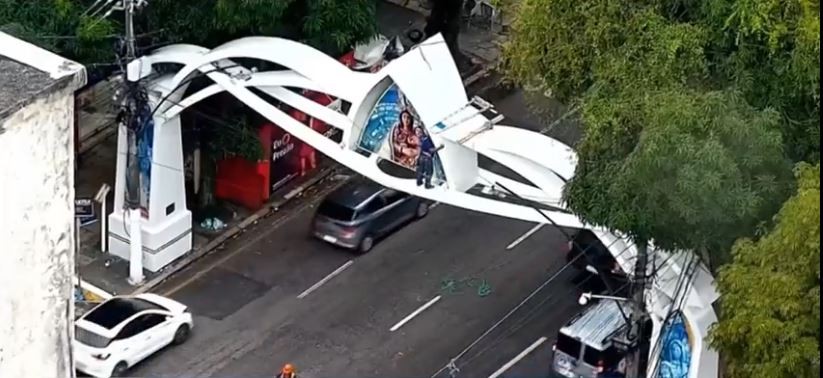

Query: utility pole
[122,0,145,285]
[627,240,650,377]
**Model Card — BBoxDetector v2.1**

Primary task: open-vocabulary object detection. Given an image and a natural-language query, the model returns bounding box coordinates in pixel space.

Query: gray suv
[311,179,430,253]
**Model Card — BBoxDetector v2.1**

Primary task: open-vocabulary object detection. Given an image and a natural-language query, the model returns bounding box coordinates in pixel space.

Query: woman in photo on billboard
[390,109,420,169]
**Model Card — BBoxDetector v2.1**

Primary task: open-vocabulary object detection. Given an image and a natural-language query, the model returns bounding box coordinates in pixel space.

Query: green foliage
[207,114,263,162]
[1,0,377,63]
[301,0,378,55]
[565,88,793,260]
[0,0,116,63]
[709,163,820,378]
[502,0,707,102]
[505,0,815,262]
[701,0,821,162]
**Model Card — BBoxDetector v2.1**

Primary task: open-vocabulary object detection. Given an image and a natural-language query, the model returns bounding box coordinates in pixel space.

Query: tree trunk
[198,154,216,210]
[424,0,464,60]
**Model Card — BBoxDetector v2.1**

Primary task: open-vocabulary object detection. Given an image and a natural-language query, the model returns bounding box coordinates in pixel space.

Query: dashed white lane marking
[488,336,549,378]
[390,295,442,332]
[429,202,441,209]
[297,260,354,299]
[506,223,545,250]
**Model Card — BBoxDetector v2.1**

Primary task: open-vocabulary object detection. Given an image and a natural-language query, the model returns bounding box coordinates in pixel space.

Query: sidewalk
[73,130,338,300]
[73,3,508,302]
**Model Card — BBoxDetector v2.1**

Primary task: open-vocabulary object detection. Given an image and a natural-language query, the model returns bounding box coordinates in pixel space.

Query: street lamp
[578,292,630,306]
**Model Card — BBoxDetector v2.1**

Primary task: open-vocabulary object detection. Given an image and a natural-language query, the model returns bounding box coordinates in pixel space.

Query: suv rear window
[555,333,582,357]
[318,201,356,221]
[583,345,623,367]
[75,325,111,348]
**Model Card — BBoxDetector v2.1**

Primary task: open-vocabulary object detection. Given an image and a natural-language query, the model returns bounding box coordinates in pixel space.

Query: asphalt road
[127,85,597,378]
[128,8,595,376]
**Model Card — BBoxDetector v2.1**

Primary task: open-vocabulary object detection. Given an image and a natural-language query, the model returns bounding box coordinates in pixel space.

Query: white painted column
[100,199,107,252]
[127,209,144,285]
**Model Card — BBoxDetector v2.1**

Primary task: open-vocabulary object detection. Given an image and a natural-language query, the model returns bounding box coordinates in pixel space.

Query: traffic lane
[156,180,352,317]
[453,272,604,378]
[126,179,353,376]
[209,204,569,378]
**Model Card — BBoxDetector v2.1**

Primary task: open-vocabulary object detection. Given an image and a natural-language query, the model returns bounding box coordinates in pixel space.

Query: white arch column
[107,36,720,378]
[108,79,192,273]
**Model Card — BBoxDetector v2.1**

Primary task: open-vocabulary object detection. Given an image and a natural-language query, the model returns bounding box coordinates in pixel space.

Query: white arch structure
[107,35,719,377]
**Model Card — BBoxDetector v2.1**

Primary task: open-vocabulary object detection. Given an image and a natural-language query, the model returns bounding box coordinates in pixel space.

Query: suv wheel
[358,235,375,253]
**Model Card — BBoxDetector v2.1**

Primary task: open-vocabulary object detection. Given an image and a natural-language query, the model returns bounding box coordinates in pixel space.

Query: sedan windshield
[75,325,111,348]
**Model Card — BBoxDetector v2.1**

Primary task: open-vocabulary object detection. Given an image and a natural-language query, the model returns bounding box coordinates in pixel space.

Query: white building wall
[0,85,77,378]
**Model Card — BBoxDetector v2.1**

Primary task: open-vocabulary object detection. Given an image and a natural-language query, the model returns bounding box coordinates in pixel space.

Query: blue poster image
[136,104,154,218]
[657,313,692,378]
[358,84,446,183]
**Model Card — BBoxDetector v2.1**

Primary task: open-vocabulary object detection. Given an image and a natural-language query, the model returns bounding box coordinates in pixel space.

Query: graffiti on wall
[657,313,692,378]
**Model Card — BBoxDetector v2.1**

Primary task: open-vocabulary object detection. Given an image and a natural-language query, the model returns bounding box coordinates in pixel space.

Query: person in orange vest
[277,363,297,378]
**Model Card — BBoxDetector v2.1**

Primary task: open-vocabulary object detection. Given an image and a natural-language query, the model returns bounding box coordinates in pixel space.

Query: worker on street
[277,363,297,378]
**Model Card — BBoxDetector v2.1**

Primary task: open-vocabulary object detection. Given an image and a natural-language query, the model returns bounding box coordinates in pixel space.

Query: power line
[646,253,700,378]
[458,252,637,371]
[431,236,637,378]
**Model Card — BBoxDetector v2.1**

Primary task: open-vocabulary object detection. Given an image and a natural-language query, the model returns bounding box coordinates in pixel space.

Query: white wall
[0,85,77,378]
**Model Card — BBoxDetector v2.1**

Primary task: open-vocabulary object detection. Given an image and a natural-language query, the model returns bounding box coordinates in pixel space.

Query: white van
[550,300,632,378]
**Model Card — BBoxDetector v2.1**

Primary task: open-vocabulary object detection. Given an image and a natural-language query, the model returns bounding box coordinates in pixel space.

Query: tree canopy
[503,0,819,163]
[502,0,815,262]
[709,163,820,378]
[0,0,377,65]
[563,88,792,265]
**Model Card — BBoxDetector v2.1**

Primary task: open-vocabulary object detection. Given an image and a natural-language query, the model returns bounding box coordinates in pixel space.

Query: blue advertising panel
[657,313,692,378]
[357,84,446,184]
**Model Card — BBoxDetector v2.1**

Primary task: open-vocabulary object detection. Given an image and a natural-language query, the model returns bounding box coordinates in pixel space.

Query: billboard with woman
[357,84,446,184]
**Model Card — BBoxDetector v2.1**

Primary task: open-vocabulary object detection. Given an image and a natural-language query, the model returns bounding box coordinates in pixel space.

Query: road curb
[131,167,337,295]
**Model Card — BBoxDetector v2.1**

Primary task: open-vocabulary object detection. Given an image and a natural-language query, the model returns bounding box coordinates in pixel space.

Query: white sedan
[73,293,193,377]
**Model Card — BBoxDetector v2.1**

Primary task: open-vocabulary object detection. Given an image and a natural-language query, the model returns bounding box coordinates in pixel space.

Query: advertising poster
[357,84,446,183]
[269,124,299,194]
[657,313,692,378]
[135,105,154,219]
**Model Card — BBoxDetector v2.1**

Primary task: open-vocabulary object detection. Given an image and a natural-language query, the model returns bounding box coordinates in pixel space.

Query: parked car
[74,293,193,378]
[311,179,430,253]
[565,229,630,296]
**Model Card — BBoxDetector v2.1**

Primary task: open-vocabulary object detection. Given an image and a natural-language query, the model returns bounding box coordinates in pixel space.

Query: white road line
[488,336,549,378]
[297,260,354,299]
[506,224,545,250]
[390,295,442,332]
[429,202,441,209]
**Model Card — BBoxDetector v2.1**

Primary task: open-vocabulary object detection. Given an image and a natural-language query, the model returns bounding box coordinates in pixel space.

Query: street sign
[75,198,94,218]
